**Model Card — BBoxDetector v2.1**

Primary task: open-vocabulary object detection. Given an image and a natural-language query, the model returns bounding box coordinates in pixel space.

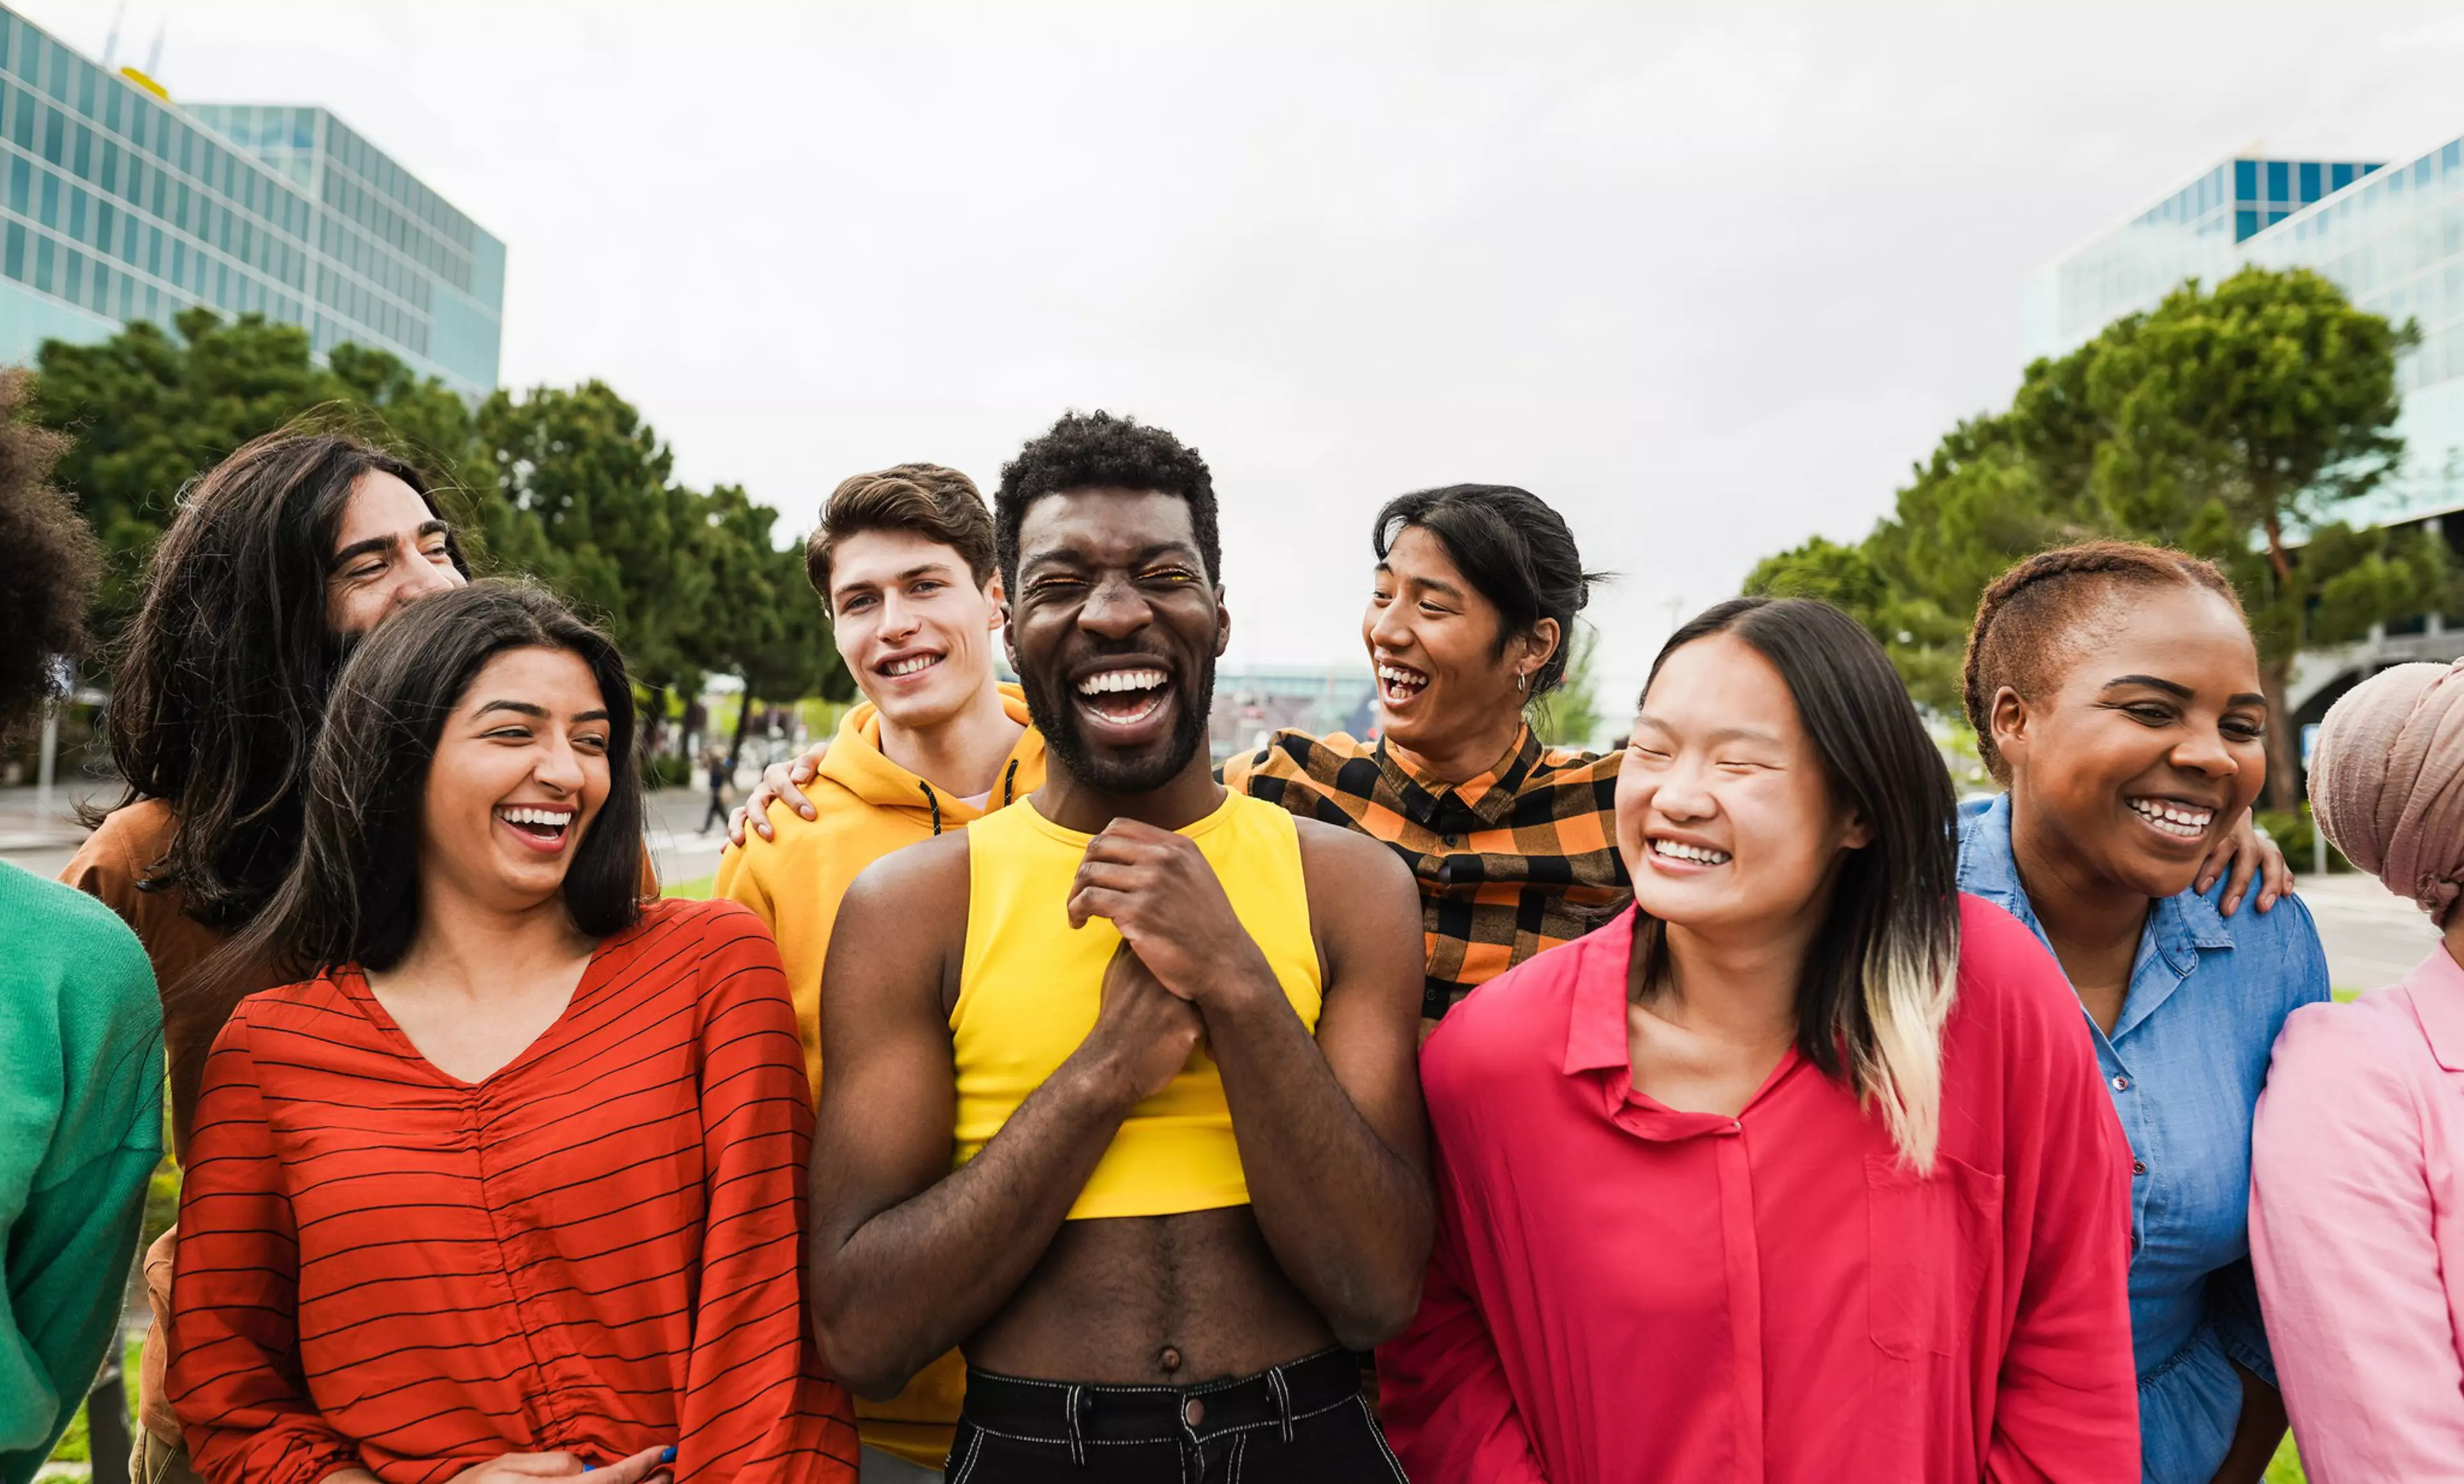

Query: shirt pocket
[1867,1150,2006,1360]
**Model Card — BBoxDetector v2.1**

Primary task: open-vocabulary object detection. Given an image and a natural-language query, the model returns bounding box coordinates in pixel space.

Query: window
[6,155,24,214]
[62,243,82,302]
[37,169,56,228]
[1,219,21,281]
[2267,160,2290,201]
[40,103,61,165]
[33,231,51,293]
[2237,209,2259,239]
[2300,162,2321,201]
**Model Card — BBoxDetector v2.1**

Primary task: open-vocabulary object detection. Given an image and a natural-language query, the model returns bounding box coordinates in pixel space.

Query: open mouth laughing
[1074,663,1174,735]
[1378,660,1430,706]
[2126,795,2216,841]
[495,803,578,853]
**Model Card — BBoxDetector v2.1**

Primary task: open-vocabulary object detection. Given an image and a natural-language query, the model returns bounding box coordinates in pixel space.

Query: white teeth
[1378,664,1428,691]
[497,806,570,828]
[1650,839,1732,866]
[883,654,939,677]
[2128,799,2213,839]
[1075,669,1167,696]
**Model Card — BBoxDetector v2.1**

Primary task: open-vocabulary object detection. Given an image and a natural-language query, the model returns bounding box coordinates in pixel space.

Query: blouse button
[2110,1075,2131,1091]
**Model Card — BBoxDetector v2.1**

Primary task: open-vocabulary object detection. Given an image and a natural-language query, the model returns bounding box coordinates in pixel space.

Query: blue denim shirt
[1958,796,2329,1484]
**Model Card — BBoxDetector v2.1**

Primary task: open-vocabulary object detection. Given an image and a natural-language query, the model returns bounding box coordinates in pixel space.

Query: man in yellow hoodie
[716,463,1044,1481]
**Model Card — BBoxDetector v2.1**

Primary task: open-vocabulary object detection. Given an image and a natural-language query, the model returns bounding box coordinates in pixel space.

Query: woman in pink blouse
[1378,597,2137,1483]
[2250,658,2464,1480]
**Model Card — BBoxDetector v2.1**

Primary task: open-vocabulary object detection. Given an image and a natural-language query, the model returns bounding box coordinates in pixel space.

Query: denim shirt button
[2111,1074,2132,1091]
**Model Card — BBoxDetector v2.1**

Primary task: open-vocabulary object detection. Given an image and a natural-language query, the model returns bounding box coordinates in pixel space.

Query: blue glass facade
[2022,155,2383,357]
[0,4,501,396]
[2024,141,2464,529]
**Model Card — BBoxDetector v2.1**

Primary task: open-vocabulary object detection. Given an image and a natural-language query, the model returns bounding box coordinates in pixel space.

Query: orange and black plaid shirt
[1224,727,1632,1019]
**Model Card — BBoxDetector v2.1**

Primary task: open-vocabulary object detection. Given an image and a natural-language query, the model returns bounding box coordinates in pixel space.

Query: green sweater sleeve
[0,864,165,1484]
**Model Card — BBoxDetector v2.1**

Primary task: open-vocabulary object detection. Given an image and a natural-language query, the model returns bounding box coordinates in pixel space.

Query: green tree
[681,484,851,767]
[29,309,482,629]
[1745,266,2438,806]
[1531,627,1607,749]
[474,381,715,729]
[2080,267,2431,805]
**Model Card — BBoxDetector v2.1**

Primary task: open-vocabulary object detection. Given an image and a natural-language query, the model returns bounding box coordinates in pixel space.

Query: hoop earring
[1516,672,1528,694]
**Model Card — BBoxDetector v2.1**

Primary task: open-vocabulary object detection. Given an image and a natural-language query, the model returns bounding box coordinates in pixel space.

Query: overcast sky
[20,0,2464,699]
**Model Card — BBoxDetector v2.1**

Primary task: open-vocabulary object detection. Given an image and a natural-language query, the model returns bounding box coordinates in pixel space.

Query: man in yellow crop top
[809,412,1433,1483]
[714,463,1045,1480]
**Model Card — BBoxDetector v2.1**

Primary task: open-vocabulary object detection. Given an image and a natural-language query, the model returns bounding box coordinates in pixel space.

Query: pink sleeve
[1375,1139,1547,1483]
[2251,1000,2464,1483]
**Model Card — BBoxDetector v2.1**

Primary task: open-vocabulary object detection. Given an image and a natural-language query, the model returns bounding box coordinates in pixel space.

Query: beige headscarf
[2311,658,2464,925]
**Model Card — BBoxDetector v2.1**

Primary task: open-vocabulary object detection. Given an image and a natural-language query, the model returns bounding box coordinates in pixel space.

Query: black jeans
[946,1347,1407,1483]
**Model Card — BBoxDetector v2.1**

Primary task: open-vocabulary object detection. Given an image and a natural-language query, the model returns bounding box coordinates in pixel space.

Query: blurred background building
[1206,663,1378,763]
[2026,133,2464,724]
[0,3,502,395]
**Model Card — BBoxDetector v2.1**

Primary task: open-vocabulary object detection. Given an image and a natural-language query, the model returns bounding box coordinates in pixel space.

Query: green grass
[663,873,714,900]
[2268,1431,2307,1481]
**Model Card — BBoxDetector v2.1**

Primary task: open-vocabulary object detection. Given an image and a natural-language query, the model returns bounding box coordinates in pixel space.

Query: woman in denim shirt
[1955,543,2329,1484]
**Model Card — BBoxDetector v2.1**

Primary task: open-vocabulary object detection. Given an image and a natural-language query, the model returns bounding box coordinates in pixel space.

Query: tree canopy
[28,310,848,743]
[1747,265,2443,805]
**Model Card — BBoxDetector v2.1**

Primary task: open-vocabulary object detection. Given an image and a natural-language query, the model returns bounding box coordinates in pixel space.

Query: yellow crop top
[952,790,1321,1220]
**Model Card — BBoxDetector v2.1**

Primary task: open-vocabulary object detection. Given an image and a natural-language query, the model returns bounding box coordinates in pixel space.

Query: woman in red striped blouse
[166,582,857,1484]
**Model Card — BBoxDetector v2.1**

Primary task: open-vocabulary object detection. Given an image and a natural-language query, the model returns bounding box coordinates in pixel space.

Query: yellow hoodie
[713,684,1043,1470]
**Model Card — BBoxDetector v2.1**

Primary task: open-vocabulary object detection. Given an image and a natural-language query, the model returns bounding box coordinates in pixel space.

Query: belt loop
[1267,1362,1295,1443]
[1065,1383,1086,1467]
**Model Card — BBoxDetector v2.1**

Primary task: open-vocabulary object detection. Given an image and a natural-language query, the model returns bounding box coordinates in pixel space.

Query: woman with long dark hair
[1379,597,2137,1482]
[60,429,471,1484]
[164,582,855,1484]
[1956,543,2330,1483]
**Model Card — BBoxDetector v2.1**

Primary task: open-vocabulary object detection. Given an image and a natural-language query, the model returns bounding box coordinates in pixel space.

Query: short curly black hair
[994,411,1219,588]
[0,369,96,740]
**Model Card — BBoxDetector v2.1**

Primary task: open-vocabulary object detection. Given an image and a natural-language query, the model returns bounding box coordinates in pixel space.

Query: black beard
[1020,647,1217,797]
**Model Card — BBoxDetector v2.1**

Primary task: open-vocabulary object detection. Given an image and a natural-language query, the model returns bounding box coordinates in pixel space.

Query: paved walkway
[0,780,737,889]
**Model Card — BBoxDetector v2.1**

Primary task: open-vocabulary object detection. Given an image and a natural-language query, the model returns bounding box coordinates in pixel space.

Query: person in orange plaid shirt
[1219,486,1624,1024]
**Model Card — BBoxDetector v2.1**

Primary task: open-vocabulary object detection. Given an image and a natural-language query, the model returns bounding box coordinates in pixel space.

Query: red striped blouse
[166,898,858,1484]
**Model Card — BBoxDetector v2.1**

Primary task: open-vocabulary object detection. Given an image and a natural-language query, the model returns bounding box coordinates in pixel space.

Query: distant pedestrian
[0,370,164,1484]
[701,746,732,835]
[2253,657,2464,1478]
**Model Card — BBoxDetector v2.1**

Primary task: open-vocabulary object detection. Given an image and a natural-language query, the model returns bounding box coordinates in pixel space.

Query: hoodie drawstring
[921,781,943,837]
[1002,758,1019,808]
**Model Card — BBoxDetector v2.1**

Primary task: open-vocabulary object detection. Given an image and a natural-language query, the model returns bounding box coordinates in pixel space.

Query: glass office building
[2028,133,2464,720]
[2023,155,2384,360]
[0,4,502,397]
[2025,139,2464,531]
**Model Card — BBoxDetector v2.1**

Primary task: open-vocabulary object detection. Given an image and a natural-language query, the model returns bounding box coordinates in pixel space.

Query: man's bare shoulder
[840,828,973,923]
[1290,815,1410,893]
